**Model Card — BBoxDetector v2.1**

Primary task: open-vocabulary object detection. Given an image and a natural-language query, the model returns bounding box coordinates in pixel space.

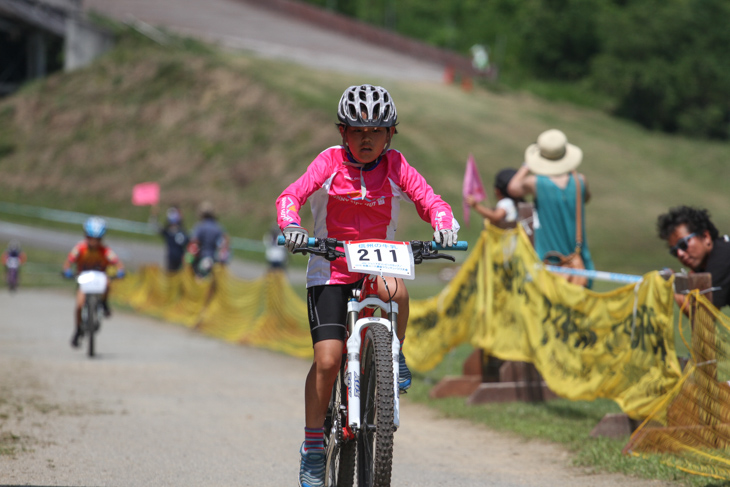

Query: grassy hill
[1,25,729,275]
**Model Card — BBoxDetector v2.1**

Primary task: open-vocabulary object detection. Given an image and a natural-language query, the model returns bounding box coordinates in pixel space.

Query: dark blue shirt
[192,218,225,260]
[160,224,189,271]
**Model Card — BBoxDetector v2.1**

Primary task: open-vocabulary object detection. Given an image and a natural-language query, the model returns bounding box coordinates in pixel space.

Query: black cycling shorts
[307,280,363,344]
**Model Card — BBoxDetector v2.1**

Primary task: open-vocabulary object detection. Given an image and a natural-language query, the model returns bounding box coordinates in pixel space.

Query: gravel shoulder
[0,289,672,486]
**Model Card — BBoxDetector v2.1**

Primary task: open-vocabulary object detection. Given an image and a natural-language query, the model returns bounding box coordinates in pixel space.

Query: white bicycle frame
[276,235,466,439]
[345,291,401,432]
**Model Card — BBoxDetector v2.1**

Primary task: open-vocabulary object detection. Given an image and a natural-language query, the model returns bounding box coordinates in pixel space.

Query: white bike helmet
[84,217,107,238]
[337,85,398,128]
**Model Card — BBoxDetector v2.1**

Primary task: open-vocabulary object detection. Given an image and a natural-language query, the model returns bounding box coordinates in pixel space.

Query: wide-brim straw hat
[524,129,583,176]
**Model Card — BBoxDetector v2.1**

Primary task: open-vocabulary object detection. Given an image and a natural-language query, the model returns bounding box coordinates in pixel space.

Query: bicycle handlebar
[276,236,467,251]
[276,236,468,262]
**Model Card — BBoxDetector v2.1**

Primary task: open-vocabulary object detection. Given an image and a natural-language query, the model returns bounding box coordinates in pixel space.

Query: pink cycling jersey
[277,146,459,287]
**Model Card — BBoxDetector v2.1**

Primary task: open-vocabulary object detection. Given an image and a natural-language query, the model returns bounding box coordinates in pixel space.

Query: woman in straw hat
[507,129,595,287]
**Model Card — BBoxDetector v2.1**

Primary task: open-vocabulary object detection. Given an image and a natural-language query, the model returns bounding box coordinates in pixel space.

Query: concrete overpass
[0,0,113,95]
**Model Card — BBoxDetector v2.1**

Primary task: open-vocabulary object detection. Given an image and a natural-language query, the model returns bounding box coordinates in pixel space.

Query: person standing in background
[159,206,189,272]
[187,201,229,277]
[508,129,594,287]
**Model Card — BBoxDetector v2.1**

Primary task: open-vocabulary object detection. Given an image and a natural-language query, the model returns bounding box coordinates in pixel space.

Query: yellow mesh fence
[625,291,730,480]
[113,265,312,358]
[408,224,683,418]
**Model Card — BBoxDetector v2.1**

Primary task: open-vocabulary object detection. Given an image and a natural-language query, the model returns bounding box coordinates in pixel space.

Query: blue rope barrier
[544,264,643,284]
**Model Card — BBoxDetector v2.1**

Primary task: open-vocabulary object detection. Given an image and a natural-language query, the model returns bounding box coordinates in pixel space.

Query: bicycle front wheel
[84,297,96,358]
[357,322,395,487]
[324,360,355,487]
[7,268,18,291]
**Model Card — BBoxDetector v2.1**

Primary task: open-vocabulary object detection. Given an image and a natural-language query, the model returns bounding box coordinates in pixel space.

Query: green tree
[591,0,730,138]
[517,0,602,81]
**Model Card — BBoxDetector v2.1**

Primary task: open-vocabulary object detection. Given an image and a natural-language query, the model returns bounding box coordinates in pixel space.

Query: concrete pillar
[64,17,114,71]
[26,30,47,79]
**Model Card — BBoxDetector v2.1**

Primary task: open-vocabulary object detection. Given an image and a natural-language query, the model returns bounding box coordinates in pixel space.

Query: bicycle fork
[344,296,401,433]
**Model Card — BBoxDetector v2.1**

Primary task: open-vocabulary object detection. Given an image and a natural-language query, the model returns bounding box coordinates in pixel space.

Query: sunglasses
[669,233,696,257]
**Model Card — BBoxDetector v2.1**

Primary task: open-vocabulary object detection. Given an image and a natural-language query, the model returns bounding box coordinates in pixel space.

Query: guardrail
[0,201,265,252]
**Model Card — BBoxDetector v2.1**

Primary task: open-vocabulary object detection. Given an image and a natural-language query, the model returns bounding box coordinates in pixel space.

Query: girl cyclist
[276,84,459,487]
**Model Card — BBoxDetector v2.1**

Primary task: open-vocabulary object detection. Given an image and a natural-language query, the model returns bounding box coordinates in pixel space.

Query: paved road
[83,0,445,82]
[0,289,671,486]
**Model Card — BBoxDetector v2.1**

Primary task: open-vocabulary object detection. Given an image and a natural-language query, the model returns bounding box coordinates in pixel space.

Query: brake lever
[422,253,456,262]
[410,240,456,263]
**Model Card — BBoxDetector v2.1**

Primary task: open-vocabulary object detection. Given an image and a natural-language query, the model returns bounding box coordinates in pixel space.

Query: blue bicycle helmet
[84,217,107,238]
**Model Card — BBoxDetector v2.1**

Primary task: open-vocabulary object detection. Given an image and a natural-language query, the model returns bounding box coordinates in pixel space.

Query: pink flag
[462,154,486,227]
[132,182,160,206]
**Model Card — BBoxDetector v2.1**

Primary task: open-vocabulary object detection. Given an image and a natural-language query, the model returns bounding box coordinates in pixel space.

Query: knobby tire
[324,358,355,487]
[85,297,96,358]
[358,323,395,487]
[7,268,18,292]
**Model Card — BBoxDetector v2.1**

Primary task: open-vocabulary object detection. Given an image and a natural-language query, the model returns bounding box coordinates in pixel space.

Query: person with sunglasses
[657,205,730,310]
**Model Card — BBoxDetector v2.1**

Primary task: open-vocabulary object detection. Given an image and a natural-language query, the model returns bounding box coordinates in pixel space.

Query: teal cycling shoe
[298,443,325,487]
[399,349,412,392]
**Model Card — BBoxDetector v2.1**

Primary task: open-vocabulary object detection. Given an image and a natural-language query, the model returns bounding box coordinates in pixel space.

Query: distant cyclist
[2,240,27,291]
[62,217,125,348]
[186,201,229,277]
[276,84,459,487]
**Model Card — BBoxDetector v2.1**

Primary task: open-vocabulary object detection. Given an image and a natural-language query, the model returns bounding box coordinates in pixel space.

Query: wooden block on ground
[462,348,483,377]
[499,361,543,383]
[467,381,557,405]
[429,375,482,399]
[482,354,504,382]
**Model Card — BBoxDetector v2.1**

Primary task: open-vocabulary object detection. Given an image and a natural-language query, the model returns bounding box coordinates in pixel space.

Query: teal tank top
[534,174,594,271]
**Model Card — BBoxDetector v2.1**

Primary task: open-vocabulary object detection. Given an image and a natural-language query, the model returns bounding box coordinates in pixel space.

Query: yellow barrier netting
[410,224,682,418]
[624,291,730,480]
[482,225,682,418]
[113,265,313,358]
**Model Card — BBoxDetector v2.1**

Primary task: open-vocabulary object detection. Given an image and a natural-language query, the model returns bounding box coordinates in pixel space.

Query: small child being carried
[465,168,522,226]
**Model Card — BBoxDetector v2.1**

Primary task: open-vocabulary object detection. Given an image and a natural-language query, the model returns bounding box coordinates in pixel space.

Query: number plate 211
[344,239,415,279]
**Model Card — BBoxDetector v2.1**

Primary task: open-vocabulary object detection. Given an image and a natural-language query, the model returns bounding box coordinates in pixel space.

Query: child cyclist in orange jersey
[276,84,460,487]
[62,217,125,348]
